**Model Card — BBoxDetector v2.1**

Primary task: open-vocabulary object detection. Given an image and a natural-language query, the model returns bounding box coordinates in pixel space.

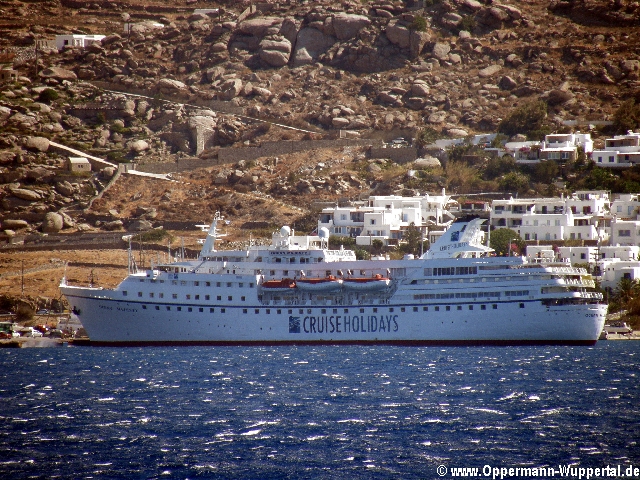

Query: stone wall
[135,138,380,174]
[369,146,418,164]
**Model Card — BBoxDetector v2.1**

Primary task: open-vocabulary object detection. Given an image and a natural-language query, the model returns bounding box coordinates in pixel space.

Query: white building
[539,133,593,162]
[55,34,105,51]
[490,191,611,242]
[318,192,457,247]
[610,217,640,246]
[592,131,640,168]
[610,193,640,219]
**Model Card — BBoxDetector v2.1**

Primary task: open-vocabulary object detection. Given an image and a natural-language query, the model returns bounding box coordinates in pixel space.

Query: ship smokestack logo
[289,316,301,333]
[450,230,460,242]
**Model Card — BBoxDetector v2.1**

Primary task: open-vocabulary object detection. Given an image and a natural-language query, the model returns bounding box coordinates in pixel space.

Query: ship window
[288,310,292,314]
[239,283,243,287]
[171,280,177,286]
[122,291,127,296]
[266,309,271,314]
[186,295,191,300]
[255,309,259,314]
[195,295,200,300]
[423,306,428,311]
[228,296,232,301]
[188,307,192,312]
[199,308,203,312]
[457,305,462,311]
[243,309,247,314]
[206,282,211,287]
[389,308,394,312]
[360,308,364,313]
[221,308,225,313]
[481,305,486,310]
[159,293,164,298]
[216,282,221,287]
[299,309,304,314]
[217,296,221,301]
[173,294,178,299]
[344,309,348,313]
[138,292,143,297]
[142,305,146,309]
[278,310,283,314]
[446,306,451,311]
[321,309,326,314]
[227,282,232,287]
[181,281,187,286]
[209,308,214,313]
[413,307,418,312]
[493,304,498,309]
[401,307,405,312]
[373,308,378,313]
[205,295,210,300]
[469,305,473,310]
[333,309,338,314]
[435,306,439,311]
[249,283,254,288]
[307,309,312,314]
[149,293,154,298]
[166,306,170,311]
[177,307,182,311]
[241,296,245,301]
[194,281,199,286]
[520,303,525,308]
[156,306,160,310]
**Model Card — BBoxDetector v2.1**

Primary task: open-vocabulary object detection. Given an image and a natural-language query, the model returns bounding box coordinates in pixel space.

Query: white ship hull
[60,218,607,346]
[62,287,606,346]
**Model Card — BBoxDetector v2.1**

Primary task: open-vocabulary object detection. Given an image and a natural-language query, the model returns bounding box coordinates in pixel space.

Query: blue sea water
[1,343,639,480]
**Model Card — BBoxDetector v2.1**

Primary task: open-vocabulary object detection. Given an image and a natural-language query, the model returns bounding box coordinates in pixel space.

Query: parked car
[0,331,12,339]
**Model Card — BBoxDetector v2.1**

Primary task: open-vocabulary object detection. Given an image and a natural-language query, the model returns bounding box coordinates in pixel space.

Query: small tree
[37,88,59,104]
[612,99,640,134]
[409,15,427,32]
[489,228,525,256]
[498,100,548,138]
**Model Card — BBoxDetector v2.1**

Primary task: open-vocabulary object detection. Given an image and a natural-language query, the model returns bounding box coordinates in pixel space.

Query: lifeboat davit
[260,278,296,292]
[342,274,390,291]
[295,275,343,292]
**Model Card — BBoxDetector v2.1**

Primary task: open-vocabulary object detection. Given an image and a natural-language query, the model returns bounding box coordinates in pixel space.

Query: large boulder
[129,139,149,153]
[25,136,50,152]
[259,38,292,67]
[2,219,29,230]
[219,78,243,100]
[11,188,41,201]
[42,212,64,233]
[39,67,77,81]
[385,20,411,49]
[236,17,282,37]
[332,13,371,41]
[293,27,335,66]
[156,78,188,94]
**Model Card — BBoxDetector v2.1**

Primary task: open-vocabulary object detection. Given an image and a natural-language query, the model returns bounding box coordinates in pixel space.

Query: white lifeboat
[342,274,390,291]
[295,275,343,292]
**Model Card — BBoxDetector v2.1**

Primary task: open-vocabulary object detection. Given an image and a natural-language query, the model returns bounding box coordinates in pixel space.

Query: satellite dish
[280,226,291,237]
[318,227,330,239]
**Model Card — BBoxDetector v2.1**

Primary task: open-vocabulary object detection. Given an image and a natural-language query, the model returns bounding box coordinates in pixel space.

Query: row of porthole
[139,303,526,315]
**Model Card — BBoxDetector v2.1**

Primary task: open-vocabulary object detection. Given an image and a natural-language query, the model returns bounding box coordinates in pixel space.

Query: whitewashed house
[539,133,593,162]
[610,217,640,246]
[490,191,610,242]
[55,34,105,51]
[592,131,640,168]
[317,192,457,247]
[610,193,640,219]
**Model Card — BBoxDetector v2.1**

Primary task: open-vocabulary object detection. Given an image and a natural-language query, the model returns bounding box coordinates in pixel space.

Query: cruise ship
[60,215,607,346]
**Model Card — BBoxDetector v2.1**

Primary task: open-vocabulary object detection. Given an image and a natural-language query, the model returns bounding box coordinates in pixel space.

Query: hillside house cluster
[317,191,457,247]
[592,131,640,167]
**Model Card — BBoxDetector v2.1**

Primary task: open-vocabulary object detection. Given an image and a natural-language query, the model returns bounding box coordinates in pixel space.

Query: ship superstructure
[61,215,606,345]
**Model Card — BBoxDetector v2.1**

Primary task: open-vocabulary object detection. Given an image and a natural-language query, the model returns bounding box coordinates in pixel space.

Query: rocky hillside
[1,0,639,239]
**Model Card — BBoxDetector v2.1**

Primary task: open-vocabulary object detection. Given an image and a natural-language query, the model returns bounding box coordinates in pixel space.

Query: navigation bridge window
[424,267,478,276]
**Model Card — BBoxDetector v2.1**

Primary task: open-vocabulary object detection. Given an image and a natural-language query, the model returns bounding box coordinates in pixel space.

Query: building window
[609,156,615,163]
[619,230,631,237]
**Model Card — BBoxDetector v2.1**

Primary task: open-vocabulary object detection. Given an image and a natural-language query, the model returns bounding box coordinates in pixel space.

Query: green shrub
[37,88,59,104]
[459,15,476,33]
[409,15,427,32]
[498,100,548,138]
